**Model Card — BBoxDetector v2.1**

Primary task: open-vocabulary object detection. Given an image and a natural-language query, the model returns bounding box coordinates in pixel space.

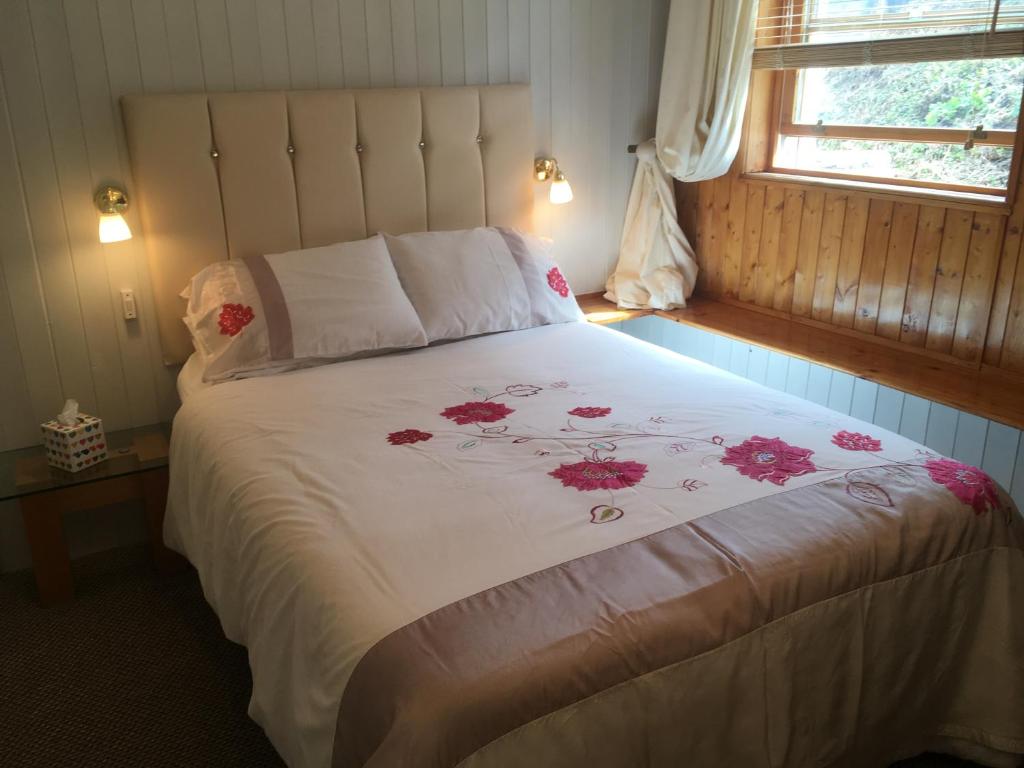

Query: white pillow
[495,227,584,326]
[383,228,532,343]
[182,236,427,382]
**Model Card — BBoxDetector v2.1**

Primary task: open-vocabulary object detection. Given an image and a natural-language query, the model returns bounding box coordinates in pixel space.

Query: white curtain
[605,0,758,310]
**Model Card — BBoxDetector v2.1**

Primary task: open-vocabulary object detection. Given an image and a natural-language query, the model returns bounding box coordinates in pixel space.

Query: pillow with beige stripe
[383,227,581,344]
[182,235,427,383]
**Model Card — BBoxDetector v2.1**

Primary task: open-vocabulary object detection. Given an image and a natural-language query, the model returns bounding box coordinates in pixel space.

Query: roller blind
[753,0,1024,69]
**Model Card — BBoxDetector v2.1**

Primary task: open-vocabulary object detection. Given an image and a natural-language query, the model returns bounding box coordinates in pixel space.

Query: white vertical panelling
[256,0,291,88]
[925,404,958,456]
[284,0,320,89]
[784,359,810,399]
[439,0,465,85]
[311,0,345,87]
[486,0,510,83]
[850,379,878,423]
[898,394,930,444]
[195,0,237,90]
[0,0,669,453]
[617,317,1024,512]
[873,386,905,433]
[414,0,443,86]
[765,352,788,390]
[462,0,488,84]
[339,0,370,87]
[982,422,1020,490]
[806,364,831,406]
[508,0,530,82]
[826,371,855,415]
[952,413,988,466]
[132,0,175,91]
[163,1,206,91]
[225,0,266,89]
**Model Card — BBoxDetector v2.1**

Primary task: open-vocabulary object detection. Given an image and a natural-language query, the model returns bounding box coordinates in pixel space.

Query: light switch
[120,289,137,320]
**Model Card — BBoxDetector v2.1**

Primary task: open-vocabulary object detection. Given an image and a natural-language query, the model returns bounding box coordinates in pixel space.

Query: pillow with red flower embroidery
[182,235,427,382]
[494,227,584,326]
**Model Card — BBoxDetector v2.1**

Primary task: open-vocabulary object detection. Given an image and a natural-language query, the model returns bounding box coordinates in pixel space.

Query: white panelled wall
[0,0,670,452]
[615,316,1024,512]
[0,0,669,572]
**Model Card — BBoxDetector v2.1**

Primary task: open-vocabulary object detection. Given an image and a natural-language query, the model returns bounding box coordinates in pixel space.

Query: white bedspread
[166,321,931,767]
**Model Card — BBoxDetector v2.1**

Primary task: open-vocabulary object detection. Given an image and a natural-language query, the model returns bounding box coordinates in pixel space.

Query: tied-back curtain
[605,0,758,310]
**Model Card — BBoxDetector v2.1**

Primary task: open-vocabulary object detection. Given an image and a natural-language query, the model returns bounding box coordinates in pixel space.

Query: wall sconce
[534,157,573,205]
[95,185,132,243]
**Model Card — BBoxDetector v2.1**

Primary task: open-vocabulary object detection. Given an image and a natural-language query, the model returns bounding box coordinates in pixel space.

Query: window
[753,0,1024,200]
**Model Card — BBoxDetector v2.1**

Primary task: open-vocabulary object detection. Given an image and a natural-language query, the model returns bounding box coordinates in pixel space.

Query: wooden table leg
[20,495,73,606]
[142,467,186,575]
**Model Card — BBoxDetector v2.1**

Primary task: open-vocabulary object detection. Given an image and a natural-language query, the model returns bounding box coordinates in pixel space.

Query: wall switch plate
[120,289,137,320]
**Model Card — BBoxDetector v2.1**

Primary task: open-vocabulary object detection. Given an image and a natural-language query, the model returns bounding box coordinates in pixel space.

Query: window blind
[753,0,1024,69]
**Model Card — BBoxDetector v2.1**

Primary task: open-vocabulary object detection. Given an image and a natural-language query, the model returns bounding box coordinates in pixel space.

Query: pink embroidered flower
[721,435,816,486]
[549,459,647,491]
[387,429,433,446]
[546,267,569,298]
[441,401,514,425]
[925,458,1000,515]
[568,406,612,419]
[832,430,882,452]
[218,303,254,336]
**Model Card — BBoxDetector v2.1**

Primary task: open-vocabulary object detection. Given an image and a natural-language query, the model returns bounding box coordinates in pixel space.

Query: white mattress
[166,321,929,767]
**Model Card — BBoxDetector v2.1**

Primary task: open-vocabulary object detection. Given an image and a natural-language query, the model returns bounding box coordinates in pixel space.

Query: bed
[123,86,1024,768]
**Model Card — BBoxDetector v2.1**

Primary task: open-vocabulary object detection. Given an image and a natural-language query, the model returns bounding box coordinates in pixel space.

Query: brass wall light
[95,185,132,243]
[534,157,573,205]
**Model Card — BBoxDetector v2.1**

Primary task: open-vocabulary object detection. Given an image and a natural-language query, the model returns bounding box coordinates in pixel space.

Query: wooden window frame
[769,68,1022,199]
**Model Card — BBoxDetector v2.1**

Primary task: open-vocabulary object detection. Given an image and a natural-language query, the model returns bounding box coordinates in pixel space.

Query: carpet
[0,546,983,768]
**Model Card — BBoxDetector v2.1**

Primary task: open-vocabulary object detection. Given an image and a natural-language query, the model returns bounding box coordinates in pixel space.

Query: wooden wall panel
[687,65,1024,380]
[688,148,1024,379]
[0,0,671,451]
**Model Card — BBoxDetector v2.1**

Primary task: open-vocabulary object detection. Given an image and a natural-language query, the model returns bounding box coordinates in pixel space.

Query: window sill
[740,171,1012,215]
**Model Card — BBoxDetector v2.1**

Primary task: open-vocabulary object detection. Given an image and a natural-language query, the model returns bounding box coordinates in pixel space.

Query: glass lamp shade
[98,213,132,243]
[549,176,574,205]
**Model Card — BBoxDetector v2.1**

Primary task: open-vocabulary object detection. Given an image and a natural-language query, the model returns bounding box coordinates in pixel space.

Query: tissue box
[40,414,107,473]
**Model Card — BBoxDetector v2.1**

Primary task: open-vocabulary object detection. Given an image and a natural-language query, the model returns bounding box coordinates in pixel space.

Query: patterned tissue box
[40,414,107,473]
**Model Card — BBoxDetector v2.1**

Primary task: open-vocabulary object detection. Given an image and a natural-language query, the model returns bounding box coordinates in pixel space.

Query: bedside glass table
[0,423,180,605]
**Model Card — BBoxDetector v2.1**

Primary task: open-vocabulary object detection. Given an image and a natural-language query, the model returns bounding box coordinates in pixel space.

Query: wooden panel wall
[682,165,1024,376]
[0,0,669,453]
[617,315,1024,512]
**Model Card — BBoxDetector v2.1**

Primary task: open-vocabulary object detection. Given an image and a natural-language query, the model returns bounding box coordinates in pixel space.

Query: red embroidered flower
[721,435,816,486]
[924,458,1000,515]
[218,303,255,336]
[549,459,647,491]
[441,401,514,425]
[832,430,882,452]
[546,267,569,298]
[568,406,612,419]
[387,429,433,446]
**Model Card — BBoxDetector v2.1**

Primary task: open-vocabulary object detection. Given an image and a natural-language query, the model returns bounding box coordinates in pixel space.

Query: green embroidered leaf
[458,439,480,451]
[472,387,489,398]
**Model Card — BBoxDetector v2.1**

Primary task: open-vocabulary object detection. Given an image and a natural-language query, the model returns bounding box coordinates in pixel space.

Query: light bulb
[98,213,132,243]
[549,172,573,205]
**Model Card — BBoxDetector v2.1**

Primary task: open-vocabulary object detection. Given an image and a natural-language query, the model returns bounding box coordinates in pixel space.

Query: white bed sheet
[166,321,930,767]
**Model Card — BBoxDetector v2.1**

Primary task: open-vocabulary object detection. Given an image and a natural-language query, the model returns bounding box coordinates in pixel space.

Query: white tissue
[57,398,80,427]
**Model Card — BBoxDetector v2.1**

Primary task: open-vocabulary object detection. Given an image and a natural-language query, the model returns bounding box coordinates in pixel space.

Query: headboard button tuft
[287,144,295,155]
[356,143,364,153]
[418,140,425,149]
[476,135,483,144]
[210,148,219,159]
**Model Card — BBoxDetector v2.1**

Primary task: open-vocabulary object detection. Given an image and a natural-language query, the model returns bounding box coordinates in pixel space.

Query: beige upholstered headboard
[121,85,534,364]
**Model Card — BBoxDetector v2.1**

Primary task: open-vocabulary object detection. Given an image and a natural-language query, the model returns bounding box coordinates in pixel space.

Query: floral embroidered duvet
[165,321,1023,768]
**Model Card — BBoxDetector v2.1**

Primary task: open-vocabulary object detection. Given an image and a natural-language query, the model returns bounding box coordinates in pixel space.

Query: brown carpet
[0,546,983,768]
